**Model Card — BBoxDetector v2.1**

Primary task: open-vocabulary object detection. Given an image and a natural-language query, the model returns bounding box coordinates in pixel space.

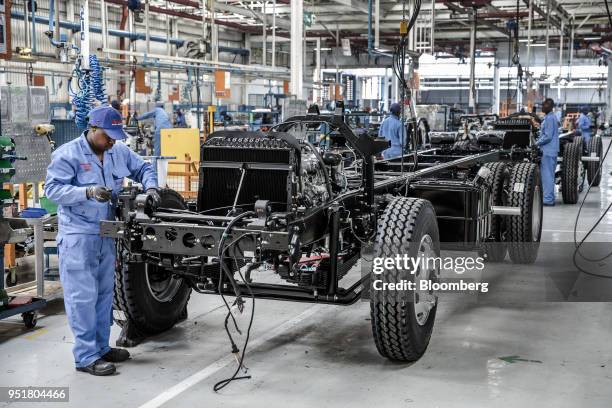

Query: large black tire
[114,189,192,335]
[507,163,542,264]
[561,141,581,204]
[370,197,440,362]
[481,162,510,262]
[452,140,474,151]
[574,135,583,153]
[586,136,603,187]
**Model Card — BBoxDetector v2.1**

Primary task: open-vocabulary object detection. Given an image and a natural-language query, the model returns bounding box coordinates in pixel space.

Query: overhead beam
[215,3,291,30]
[330,0,370,14]
[523,0,562,30]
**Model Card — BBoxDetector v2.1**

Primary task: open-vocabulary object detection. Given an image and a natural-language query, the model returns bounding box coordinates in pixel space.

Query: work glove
[86,186,112,202]
[146,188,162,208]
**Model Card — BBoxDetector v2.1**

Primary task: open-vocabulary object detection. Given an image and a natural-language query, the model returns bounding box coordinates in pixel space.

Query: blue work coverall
[536,112,560,205]
[378,114,406,159]
[577,113,592,145]
[137,107,173,156]
[44,133,157,368]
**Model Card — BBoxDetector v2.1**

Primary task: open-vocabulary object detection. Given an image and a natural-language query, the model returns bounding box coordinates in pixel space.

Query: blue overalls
[137,107,173,156]
[536,112,560,205]
[577,113,592,145]
[44,133,157,368]
[378,114,406,160]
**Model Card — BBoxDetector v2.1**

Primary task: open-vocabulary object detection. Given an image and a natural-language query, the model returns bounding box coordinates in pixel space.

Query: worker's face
[542,102,553,114]
[88,128,116,153]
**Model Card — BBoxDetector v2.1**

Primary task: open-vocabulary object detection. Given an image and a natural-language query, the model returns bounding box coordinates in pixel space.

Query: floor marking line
[139,305,321,408]
[543,229,612,235]
[24,328,49,340]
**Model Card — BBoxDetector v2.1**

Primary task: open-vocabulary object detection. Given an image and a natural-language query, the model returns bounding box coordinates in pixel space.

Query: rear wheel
[561,142,581,204]
[507,163,542,264]
[586,136,603,187]
[370,197,440,362]
[114,189,192,335]
[481,162,510,262]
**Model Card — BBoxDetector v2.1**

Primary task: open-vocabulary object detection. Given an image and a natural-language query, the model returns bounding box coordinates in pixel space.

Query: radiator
[197,132,298,213]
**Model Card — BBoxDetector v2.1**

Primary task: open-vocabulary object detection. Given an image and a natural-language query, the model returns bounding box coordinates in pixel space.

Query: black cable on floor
[572,138,612,278]
[213,245,257,392]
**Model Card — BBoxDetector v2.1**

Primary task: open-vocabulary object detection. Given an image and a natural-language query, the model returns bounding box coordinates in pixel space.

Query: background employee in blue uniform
[576,105,592,145]
[378,102,406,160]
[536,98,560,206]
[136,102,173,156]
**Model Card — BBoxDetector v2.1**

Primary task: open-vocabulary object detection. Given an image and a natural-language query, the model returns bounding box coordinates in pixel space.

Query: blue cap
[88,105,128,140]
[390,103,401,115]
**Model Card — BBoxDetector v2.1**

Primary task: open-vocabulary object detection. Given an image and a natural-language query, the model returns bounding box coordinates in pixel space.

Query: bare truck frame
[102,113,543,361]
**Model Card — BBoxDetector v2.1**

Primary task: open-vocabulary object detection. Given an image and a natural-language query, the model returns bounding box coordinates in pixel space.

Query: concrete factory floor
[2,142,612,408]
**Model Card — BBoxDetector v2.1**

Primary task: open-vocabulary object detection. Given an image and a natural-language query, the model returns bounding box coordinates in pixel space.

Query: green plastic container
[40,197,58,215]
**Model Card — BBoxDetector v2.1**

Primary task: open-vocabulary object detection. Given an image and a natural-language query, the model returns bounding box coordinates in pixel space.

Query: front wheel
[370,197,440,362]
[113,189,192,335]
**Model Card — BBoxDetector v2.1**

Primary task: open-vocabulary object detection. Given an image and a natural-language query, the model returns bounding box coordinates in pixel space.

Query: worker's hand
[146,188,162,208]
[86,186,112,202]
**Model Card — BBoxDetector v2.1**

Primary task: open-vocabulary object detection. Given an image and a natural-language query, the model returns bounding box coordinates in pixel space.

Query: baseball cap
[88,105,128,140]
[390,103,401,115]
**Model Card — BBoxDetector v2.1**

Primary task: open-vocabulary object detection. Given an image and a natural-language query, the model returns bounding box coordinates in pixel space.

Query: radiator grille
[197,135,296,213]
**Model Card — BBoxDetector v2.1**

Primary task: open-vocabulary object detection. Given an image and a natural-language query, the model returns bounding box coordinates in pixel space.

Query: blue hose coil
[69,56,107,129]
[89,55,107,104]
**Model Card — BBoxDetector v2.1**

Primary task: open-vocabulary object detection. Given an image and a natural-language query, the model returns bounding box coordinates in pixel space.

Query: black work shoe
[76,359,116,376]
[101,348,131,363]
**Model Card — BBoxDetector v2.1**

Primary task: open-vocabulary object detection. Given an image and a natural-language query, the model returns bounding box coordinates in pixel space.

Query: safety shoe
[101,348,131,363]
[76,359,116,376]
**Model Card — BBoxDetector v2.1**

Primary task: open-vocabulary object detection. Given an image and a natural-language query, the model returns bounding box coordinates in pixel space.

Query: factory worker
[378,102,407,160]
[536,98,560,206]
[45,106,160,376]
[136,102,173,156]
[576,105,592,145]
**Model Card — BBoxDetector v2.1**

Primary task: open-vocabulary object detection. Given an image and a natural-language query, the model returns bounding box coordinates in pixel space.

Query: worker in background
[555,107,562,124]
[111,100,121,112]
[577,106,592,145]
[136,102,173,156]
[45,106,160,376]
[174,109,187,128]
[67,104,76,120]
[536,98,560,207]
[378,102,406,160]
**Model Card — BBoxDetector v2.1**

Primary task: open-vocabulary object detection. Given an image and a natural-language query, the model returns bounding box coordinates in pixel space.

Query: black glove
[86,186,112,202]
[146,188,162,208]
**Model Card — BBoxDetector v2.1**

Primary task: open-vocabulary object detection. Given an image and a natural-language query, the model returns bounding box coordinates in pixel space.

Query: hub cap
[532,185,542,242]
[413,234,438,326]
[145,263,183,302]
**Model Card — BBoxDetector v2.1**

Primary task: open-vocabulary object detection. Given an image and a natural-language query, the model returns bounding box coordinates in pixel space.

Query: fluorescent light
[529,43,547,47]
[585,37,602,41]
[319,47,332,51]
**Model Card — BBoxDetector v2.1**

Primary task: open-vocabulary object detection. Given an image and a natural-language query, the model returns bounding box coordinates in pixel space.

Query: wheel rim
[413,234,438,326]
[145,263,183,302]
[532,185,542,241]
